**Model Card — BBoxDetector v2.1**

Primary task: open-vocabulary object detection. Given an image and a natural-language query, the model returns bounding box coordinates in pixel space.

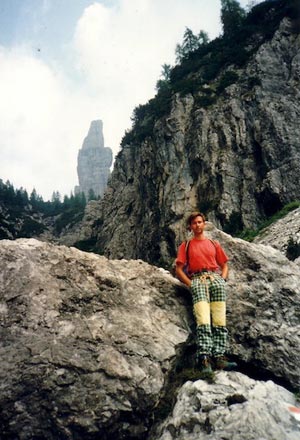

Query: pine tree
[221,0,246,38]
[156,64,172,92]
[30,188,38,206]
[175,27,209,63]
[51,191,61,204]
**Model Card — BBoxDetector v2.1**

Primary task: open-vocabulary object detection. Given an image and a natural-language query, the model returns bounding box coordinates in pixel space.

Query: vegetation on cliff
[121,0,299,148]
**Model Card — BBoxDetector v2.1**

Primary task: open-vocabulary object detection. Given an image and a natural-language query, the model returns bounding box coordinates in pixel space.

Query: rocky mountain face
[75,120,113,198]
[77,12,300,267]
[0,229,299,439]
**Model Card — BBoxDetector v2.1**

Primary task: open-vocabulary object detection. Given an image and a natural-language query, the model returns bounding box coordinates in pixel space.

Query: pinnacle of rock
[82,120,104,150]
[75,119,113,198]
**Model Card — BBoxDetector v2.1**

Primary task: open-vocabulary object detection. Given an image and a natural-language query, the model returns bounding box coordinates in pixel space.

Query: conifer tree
[30,188,38,205]
[156,64,172,92]
[221,0,246,38]
[175,27,209,63]
[51,191,61,204]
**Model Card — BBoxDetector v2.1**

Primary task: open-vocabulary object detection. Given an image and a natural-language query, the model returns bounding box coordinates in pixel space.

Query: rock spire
[75,120,113,198]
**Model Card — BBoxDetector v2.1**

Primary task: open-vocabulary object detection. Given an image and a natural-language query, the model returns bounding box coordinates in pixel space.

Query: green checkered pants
[190,272,228,358]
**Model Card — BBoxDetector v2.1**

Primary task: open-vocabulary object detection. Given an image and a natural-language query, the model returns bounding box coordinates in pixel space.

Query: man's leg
[210,275,227,356]
[191,278,213,372]
[210,275,236,370]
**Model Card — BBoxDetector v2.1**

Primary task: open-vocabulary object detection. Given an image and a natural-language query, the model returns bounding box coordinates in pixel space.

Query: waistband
[191,270,217,278]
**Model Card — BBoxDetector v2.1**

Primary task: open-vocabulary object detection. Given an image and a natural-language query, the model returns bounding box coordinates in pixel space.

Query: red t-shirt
[176,238,228,274]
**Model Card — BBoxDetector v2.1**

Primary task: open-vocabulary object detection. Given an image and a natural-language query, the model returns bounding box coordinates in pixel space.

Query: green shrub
[286,237,300,261]
[121,130,136,147]
[217,71,239,93]
[194,94,217,108]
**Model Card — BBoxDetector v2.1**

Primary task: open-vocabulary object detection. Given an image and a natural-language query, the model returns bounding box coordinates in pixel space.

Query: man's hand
[176,263,192,287]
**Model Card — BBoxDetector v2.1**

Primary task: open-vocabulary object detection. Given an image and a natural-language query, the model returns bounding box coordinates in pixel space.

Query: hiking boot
[197,355,213,375]
[214,355,237,371]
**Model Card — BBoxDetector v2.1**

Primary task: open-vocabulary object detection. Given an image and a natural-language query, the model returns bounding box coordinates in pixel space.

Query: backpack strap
[208,238,217,249]
[185,239,191,263]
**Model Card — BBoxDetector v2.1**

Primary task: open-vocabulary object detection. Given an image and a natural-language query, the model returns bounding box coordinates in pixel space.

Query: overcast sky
[0,0,255,200]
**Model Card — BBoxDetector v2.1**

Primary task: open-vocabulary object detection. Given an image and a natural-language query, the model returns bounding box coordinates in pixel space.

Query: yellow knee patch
[193,301,210,326]
[211,301,226,326]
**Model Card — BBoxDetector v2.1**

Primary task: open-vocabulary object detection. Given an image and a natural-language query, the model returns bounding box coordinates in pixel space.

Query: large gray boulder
[153,372,300,440]
[0,239,191,439]
[1,231,300,439]
[205,225,300,390]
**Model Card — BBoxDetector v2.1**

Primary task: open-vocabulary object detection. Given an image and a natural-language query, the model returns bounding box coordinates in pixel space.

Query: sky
[0,0,256,200]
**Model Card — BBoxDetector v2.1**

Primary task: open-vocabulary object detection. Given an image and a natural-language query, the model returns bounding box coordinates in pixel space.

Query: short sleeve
[215,241,229,266]
[176,242,187,266]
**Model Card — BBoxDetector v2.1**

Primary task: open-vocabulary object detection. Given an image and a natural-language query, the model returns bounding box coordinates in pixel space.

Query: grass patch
[238,201,300,241]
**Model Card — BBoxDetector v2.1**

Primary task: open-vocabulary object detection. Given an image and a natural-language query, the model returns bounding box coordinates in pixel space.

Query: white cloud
[0,46,99,200]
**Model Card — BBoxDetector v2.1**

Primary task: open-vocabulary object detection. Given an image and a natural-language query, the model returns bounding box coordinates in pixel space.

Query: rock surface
[75,120,113,198]
[76,15,300,267]
[1,233,300,438]
[153,372,300,440]
[0,238,191,439]
[38,200,102,250]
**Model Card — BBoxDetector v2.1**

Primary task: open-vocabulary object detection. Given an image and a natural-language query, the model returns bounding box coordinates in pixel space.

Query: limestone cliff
[75,120,113,198]
[79,3,300,267]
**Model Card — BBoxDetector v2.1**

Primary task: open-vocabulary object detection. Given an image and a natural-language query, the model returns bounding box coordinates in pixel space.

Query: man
[176,211,236,375]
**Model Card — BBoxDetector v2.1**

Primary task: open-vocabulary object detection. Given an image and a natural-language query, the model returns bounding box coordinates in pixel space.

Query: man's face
[190,215,205,235]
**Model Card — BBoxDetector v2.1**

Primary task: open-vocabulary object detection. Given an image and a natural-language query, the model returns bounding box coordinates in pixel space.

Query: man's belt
[191,271,216,300]
[192,269,216,277]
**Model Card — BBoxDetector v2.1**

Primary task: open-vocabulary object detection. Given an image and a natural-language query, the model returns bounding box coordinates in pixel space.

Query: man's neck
[194,232,206,240]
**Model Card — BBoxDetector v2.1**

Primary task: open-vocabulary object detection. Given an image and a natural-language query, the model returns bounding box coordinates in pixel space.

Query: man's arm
[176,263,192,287]
[220,262,229,281]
